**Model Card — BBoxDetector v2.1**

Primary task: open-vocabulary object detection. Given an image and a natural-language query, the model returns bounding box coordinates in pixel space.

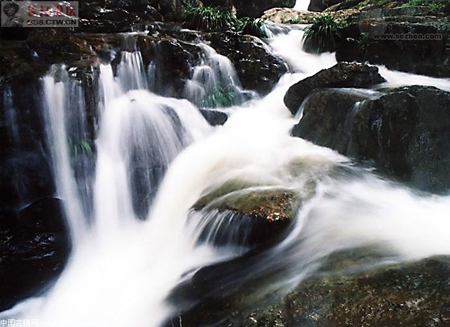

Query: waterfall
[2,22,450,327]
[294,0,311,11]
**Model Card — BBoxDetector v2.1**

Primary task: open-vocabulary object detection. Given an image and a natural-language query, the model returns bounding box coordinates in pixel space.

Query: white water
[2,23,450,327]
[294,0,311,11]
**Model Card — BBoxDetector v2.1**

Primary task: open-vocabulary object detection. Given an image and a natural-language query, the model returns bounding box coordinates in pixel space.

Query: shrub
[201,85,236,108]
[183,4,238,32]
[237,17,271,38]
[302,15,347,53]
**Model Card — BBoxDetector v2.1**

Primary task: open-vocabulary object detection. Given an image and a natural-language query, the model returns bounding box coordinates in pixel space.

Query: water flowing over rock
[193,186,300,247]
[2,2,450,326]
[168,256,450,326]
[284,62,386,115]
[293,85,450,193]
[207,32,288,94]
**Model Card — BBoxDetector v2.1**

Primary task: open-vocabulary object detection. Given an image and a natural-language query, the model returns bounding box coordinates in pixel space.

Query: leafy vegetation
[69,138,94,159]
[402,0,444,9]
[303,15,348,53]
[201,85,236,108]
[183,4,238,32]
[237,17,271,38]
[182,3,271,38]
[288,17,303,24]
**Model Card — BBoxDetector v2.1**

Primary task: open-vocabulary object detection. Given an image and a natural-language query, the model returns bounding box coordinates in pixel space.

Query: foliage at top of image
[402,0,445,9]
[182,4,238,32]
[182,2,271,38]
[303,15,348,53]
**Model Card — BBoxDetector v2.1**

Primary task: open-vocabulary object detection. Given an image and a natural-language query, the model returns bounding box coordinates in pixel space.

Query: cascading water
[2,21,450,327]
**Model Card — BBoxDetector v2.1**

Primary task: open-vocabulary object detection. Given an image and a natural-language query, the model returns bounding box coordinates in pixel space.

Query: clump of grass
[303,15,348,53]
[183,4,238,32]
[201,85,236,108]
[237,17,271,38]
[182,3,272,38]
[69,138,94,159]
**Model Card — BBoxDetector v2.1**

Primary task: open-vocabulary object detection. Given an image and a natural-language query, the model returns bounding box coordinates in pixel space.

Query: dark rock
[292,88,373,153]
[336,13,450,77]
[207,32,288,95]
[136,35,202,97]
[18,198,67,233]
[167,256,450,327]
[0,151,56,213]
[202,0,234,11]
[294,85,450,193]
[192,186,300,248]
[309,0,344,11]
[199,109,229,125]
[284,62,386,115]
[0,228,70,311]
[233,0,296,18]
[27,30,97,65]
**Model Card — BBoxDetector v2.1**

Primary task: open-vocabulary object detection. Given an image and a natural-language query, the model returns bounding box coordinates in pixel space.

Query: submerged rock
[293,85,450,193]
[284,62,385,115]
[193,186,300,248]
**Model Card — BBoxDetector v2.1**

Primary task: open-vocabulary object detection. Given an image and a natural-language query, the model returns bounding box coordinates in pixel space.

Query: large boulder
[207,32,288,94]
[293,85,450,193]
[335,9,450,77]
[284,62,386,115]
[168,256,450,326]
[291,88,373,153]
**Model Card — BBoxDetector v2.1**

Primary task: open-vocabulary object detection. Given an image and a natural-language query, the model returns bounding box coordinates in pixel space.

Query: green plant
[69,138,94,159]
[237,17,271,38]
[201,85,236,108]
[288,17,303,24]
[183,4,238,32]
[402,0,444,9]
[357,32,370,51]
[302,15,347,53]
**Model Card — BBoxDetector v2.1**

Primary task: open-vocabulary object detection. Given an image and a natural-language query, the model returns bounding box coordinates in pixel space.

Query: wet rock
[233,0,296,18]
[136,34,203,97]
[199,109,229,126]
[262,7,359,24]
[0,228,70,311]
[309,0,345,11]
[27,30,97,65]
[294,85,450,193]
[193,186,300,248]
[292,88,372,153]
[207,32,288,94]
[284,62,385,115]
[335,11,450,77]
[167,256,450,327]
[201,0,234,11]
